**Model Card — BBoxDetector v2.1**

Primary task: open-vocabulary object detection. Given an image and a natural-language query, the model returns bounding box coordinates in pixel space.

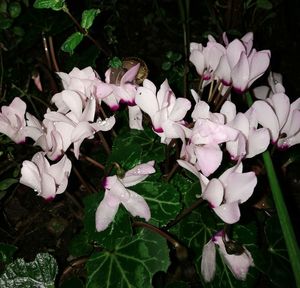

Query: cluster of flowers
[1,32,300,282]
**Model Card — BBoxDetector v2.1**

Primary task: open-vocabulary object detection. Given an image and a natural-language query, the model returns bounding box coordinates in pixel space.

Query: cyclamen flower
[250,93,300,149]
[0,97,27,143]
[253,71,284,100]
[221,100,270,159]
[135,79,191,143]
[201,231,254,282]
[56,66,99,100]
[20,152,72,200]
[45,91,115,159]
[95,161,155,232]
[177,160,257,223]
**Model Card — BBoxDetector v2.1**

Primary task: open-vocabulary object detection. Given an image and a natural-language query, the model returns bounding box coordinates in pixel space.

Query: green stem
[246,92,300,287]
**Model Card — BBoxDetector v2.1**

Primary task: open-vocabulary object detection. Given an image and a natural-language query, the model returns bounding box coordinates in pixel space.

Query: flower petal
[201,240,216,282]
[213,201,241,224]
[95,192,120,232]
[123,161,155,187]
[122,189,151,221]
[202,178,224,207]
[225,172,257,203]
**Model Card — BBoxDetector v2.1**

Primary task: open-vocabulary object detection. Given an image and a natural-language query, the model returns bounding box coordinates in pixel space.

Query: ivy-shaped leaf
[83,193,132,249]
[169,174,259,287]
[86,228,170,288]
[133,179,181,225]
[33,0,65,11]
[61,32,84,54]
[254,215,296,287]
[0,253,57,288]
[108,127,165,170]
[81,9,100,30]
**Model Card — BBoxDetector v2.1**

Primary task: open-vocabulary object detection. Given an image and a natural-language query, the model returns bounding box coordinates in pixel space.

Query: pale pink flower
[136,79,191,143]
[187,117,239,176]
[0,97,27,143]
[95,64,140,109]
[253,72,284,100]
[221,100,270,159]
[177,160,257,223]
[226,39,271,93]
[95,161,155,232]
[20,152,72,200]
[250,93,300,149]
[201,231,254,282]
[45,91,115,158]
[57,66,98,98]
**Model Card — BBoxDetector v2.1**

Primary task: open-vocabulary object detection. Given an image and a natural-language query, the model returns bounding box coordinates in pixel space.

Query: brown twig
[133,221,181,248]
[72,165,98,194]
[48,36,60,72]
[164,197,204,230]
[97,131,111,155]
[63,8,110,57]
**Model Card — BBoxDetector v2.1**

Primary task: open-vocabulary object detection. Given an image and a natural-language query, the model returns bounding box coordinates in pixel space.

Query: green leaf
[109,56,122,68]
[254,215,296,288]
[133,180,181,225]
[83,193,132,249]
[33,0,65,11]
[81,9,100,30]
[256,0,273,10]
[8,2,21,18]
[86,228,170,288]
[108,127,165,170]
[162,61,172,71]
[0,18,13,30]
[0,178,18,191]
[169,174,259,287]
[61,32,84,54]
[0,253,58,288]
[0,243,17,265]
[69,232,93,258]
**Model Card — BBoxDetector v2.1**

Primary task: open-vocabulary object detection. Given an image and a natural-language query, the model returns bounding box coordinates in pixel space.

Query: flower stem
[246,92,300,287]
[133,221,181,248]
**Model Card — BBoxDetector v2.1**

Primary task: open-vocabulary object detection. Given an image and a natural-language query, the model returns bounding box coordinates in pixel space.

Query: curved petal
[48,155,72,184]
[136,85,159,118]
[251,100,279,141]
[225,172,257,203]
[40,173,56,200]
[220,101,236,123]
[195,144,223,177]
[120,63,140,85]
[169,98,191,121]
[217,239,254,280]
[62,90,83,120]
[91,116,116,132]
[202,178,224,207]
[231,52,249,93]
[253,85,271,100]
[226,39,245,68]
[123,161,155,187]
[213,201,241,224]
[122,189,151,221]
[246,128,270,158]
[20,160,41,192]
[189,49,206,75]
[201,240,216,282]
[248,50,271,87]
[128,105,143,130]
[81,97,96,122]
[95,192,120,232]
